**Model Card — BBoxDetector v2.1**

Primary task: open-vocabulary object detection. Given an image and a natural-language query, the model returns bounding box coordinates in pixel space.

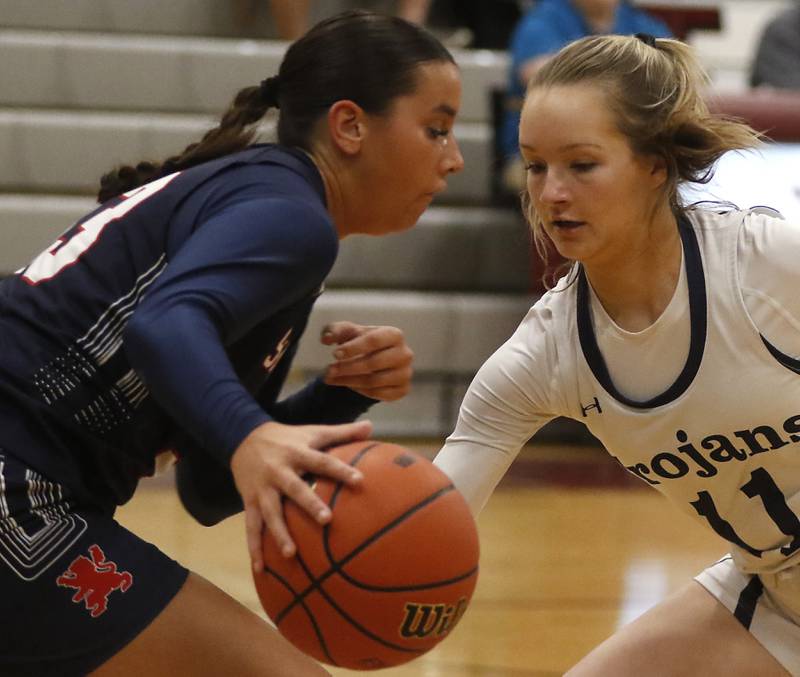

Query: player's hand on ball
[230,419,371,571]
[321,321,414,401]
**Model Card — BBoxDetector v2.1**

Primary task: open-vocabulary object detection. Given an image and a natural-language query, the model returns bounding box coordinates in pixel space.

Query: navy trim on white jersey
[761,336,800,376]
[734,575,764,630]
[576,215,708,408]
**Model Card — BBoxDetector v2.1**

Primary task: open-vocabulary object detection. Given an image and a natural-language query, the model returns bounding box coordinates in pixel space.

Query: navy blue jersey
[0,145,374,510]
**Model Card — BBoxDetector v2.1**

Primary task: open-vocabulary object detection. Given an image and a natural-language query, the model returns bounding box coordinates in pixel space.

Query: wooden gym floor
[116,441,727,676]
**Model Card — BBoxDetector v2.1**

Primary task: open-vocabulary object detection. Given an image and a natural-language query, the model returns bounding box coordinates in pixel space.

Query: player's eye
[525,162,546,175]
[427,127,450,144]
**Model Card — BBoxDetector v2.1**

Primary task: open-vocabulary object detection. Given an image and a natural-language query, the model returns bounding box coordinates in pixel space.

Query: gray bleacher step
[0,109,493,204]
[0,193,93,273]
[0,0,355,39]
[329,207,531,292]
[293,289,533,374]
[290,288,533,437]
[0,29,507,123]
[0,195,531,293]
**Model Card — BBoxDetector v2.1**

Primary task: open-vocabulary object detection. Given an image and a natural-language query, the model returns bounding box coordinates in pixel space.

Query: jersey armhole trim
[761,335,800,375]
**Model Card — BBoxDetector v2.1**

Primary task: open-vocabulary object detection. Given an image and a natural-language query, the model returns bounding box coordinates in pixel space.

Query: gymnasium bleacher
[1,0,798,440]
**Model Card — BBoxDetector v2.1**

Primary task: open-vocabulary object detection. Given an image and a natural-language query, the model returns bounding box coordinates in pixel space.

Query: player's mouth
[551,219,586,229]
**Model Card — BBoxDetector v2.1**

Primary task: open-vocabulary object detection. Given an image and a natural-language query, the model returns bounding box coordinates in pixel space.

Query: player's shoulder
[195,147,331,236]
[688,203,789,231]
[687,203,800,266]
[528,268,579,320]
[511,268,579,356]
[220,194,337,254]
[684,204,773,230]
[205,147,322,195]
[736,205,800,258]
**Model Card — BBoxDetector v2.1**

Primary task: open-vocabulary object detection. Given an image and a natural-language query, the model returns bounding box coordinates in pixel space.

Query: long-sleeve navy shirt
[0,145,374,512]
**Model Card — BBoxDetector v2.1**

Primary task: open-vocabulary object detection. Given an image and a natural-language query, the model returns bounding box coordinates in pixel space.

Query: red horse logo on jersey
[56,544,133,618]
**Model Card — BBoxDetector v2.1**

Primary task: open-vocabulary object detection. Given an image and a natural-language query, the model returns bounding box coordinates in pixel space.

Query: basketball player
[435,33,800,675]
[0,10,463,676]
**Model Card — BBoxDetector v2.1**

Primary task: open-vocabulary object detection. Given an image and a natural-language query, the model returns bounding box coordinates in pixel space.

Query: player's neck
[306,146,352,239]
[584,215,682,333]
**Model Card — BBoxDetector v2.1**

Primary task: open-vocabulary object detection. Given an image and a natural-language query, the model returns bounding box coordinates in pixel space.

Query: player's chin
[395,202,431,233]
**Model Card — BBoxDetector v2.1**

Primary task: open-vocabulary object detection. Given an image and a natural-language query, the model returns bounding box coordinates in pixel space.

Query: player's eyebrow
[520,142,603,151]
[432,104,457,118]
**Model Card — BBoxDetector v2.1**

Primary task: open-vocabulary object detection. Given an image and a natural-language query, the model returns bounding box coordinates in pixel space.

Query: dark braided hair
[98,85,269,203]
[97,10,454,203]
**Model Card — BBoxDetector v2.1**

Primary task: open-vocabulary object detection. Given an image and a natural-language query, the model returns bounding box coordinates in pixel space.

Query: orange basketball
[253,440,480,670]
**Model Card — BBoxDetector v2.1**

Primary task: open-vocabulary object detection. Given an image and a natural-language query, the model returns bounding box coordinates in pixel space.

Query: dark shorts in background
[0,451,188,676]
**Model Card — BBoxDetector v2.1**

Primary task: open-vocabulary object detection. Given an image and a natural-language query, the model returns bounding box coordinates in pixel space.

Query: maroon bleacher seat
[708,89,800,142]
[639,3,721,40]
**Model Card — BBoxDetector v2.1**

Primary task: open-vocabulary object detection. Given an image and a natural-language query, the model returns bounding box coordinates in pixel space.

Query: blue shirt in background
[501,0,672,160]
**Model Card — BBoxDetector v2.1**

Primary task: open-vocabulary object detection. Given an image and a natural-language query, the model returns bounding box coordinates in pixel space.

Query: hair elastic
[259,76,282,108]
[635,32,658,48]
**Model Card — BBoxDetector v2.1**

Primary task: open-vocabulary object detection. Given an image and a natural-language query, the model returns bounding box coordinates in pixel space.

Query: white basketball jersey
[437,208,800,575]
[567,209,800,575]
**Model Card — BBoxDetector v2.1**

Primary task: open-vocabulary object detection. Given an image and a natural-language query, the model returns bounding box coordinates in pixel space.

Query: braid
[97,161,161,203]
[96,86,272,203]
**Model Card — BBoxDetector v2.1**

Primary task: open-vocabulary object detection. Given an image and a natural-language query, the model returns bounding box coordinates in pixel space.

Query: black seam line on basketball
[270,441,381,628]
[275,482,468,634]
[347,441,382,471]
[324,484,461,587]
[282,542,423,656]
[263,562,338,666]
[275,483,460,623]
[327,441,381,512]
[293,548,424,655]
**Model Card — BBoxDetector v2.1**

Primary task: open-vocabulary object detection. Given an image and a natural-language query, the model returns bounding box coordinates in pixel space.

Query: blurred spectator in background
[266,0,310,40]
[500,0,671,194]
[395,0,432,25]
[428,0,524,50]
[236,0,433,40]
[750,3,800,90]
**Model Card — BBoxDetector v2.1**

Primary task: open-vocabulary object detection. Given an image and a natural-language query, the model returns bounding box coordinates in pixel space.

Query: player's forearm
[124,305,269,463]
[267,377,376,425]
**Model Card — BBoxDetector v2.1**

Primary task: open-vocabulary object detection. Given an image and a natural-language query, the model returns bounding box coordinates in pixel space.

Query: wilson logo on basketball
[56,544,133,618]
[399,597,469,638]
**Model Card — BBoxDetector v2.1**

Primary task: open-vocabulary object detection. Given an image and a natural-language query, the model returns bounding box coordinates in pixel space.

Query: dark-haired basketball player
[0,10,462,676]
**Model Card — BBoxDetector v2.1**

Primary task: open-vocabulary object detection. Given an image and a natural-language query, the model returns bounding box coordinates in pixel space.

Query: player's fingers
[261,490,297,559]
[280,471,333,529]
[326,343,413,378]
[325,366,413,392]
[304,447,365,487]
[331,326,403,361]
[320,321,370,346]
[244,502,266,572]
[344,384,410,402]
[313,419,373,452]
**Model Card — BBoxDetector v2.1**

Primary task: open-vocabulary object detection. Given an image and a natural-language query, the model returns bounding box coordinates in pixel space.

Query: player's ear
[327,100,366,156]
[648,153,668,189]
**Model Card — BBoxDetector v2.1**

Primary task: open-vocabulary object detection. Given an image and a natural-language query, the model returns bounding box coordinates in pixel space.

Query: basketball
[253,440,480,670]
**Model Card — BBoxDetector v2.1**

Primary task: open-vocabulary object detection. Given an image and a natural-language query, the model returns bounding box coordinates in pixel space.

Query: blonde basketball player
[435,33,800,675]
